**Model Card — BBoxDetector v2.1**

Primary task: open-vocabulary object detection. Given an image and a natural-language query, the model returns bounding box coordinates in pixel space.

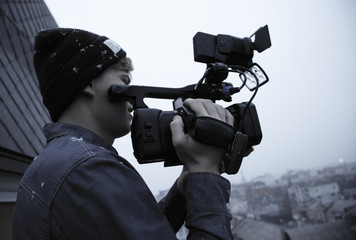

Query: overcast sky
[44,0,356,194]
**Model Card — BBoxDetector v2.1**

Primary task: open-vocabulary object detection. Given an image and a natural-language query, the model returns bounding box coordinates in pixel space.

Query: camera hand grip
[186,116,235,147]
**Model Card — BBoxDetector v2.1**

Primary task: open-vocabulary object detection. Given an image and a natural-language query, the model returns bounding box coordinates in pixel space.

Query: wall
[0,0,58,239]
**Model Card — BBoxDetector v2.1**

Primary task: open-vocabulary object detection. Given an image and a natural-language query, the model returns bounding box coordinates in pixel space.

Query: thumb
[170,115,185,146]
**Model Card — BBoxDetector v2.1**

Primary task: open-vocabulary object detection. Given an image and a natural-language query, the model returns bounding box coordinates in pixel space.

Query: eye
[121,77,130,85]
[117,72,131,85]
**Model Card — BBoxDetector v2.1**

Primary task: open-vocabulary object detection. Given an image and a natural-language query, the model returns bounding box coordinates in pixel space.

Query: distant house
[251,173,275,186]
[307,183,339,199]
[0,0,57,239]
[327,200,356,220]
[248,181,269,200]
[343,188,356,199]
[231,183,248,200]
[348,162,356,173]
[318,164,350,177]
[288,185,305,203]
[288,182,339,204]
[293,171,317,184]
[293,202,326,223]
[231,199,249,215]
[282,170,318,185]
[288,182,341,224]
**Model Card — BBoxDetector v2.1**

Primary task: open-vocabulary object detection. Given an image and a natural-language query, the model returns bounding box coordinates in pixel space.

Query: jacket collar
[44,122,117,153]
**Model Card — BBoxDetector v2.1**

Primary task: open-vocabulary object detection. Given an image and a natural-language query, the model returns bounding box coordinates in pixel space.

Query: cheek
[109,103,132,136]
[93,99,121,121]
[110,102,132,125]
[104,102,126,118]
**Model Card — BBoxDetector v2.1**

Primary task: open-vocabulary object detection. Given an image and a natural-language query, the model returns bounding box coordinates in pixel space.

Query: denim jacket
[12,122,233,239]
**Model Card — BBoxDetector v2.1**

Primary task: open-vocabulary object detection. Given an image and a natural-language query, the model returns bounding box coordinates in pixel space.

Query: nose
[128,100,134,112]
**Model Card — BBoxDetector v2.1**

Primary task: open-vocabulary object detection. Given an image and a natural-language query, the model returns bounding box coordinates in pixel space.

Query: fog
[44,0,356,194]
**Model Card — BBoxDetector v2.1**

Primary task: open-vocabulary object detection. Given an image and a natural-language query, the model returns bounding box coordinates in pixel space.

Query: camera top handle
[108,81,231,109]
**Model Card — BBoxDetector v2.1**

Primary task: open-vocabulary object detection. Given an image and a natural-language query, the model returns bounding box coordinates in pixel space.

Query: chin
[115,124,131,138]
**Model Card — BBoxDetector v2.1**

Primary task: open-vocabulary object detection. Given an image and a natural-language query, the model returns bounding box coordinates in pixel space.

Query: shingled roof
[233,215,356,240]
[283,219,356,240]
[0,0,57,175]
[233,218,283,240]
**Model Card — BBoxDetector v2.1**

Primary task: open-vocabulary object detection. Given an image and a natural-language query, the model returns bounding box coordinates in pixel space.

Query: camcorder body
[109,25,271,174]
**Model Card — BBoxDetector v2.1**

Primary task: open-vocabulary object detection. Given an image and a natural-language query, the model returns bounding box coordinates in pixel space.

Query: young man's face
[90,62,133,140]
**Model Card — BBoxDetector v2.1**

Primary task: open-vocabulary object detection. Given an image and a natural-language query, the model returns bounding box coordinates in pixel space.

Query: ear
[82,84,95,97]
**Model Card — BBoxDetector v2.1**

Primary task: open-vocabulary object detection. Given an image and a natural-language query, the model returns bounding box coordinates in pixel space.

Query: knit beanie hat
[33,28,127,122]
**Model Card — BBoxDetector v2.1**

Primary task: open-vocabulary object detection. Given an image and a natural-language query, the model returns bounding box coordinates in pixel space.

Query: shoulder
[21,134,129,204]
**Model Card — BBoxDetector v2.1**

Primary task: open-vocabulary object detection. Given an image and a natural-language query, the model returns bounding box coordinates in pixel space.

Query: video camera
[109,25,272,174]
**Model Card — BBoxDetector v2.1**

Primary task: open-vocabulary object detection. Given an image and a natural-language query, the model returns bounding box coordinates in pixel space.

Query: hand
[170,98,234,193]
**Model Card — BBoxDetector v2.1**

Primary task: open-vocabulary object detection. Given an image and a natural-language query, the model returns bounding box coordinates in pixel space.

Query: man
[12,28,234,239]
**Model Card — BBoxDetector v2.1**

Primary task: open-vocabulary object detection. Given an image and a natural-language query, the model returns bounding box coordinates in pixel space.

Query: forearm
[185,173,233,240]
[158,180,187,233]
[169,98,235,239]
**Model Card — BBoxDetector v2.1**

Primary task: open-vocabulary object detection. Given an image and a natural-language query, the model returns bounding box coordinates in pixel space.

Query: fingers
[183,98,235,126]
[184,98,213,117]
[171,100,232,175]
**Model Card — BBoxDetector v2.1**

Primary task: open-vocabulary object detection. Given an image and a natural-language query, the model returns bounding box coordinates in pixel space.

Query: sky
[44,0,356,195]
